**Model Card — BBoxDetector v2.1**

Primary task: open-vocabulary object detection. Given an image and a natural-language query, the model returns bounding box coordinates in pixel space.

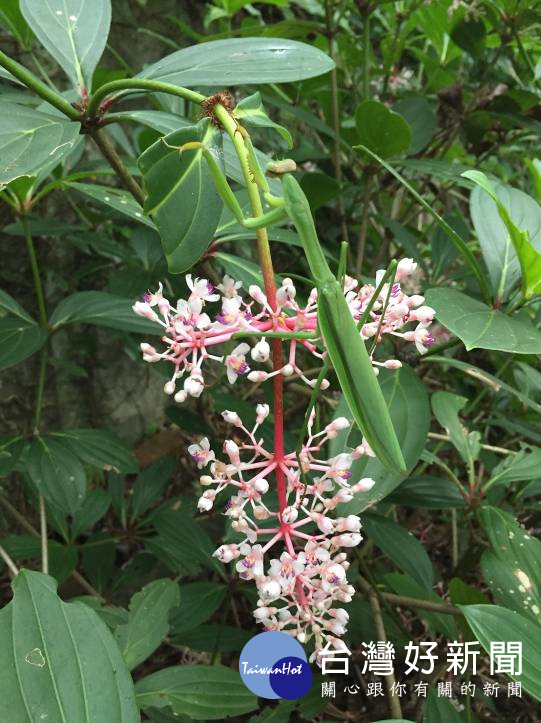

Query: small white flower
[251,338,270,362]
[188,438,215,468]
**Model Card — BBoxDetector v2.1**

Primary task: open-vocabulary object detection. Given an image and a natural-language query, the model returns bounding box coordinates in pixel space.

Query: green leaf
[355,100,412,159]
[1,535,78,584]
[356,146,491,300]
[393,95,437,155]
[486,447,541,489]
[0,570,139,721]
[423,689,463,723]
[70,488,111,539]
[0,0,33,49]
[234,91,292,148]
[20,0,111,90]
[0,317,48,370]
[137,37,334,86]
[138,119,224,273]
[464,170,541,299]
[169,582,226,637]
[425,288,541,353]
[131,457,176,521]
[115,579,180,671]
[173,624,252,653]
[337,365,430,513]
[27,436,86,515]
[50,291,162,335]
[388,476,467,508]
[51,428,138,474]
[146,507,226,580]
[363,513,435,590]
[461,604,541,701]
[68,181,155,227]
[431,391,480,465]
[478,507,541,624]
[0,102,80,188]
[451,17,486,56]
[0,289,35,323]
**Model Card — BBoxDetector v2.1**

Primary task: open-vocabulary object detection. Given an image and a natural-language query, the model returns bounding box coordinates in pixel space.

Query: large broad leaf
[169,582,226,637]
[363,514,435,590]
[137,37,334,86]
[461,604,541,701]
[135,665,258,720]
[0,317,48,370]
[393,95,437,155]
[68,181,156,227]
[20,0,111,90]
[336,365,430,514]
[27,436,86,515]
[486,446,541,488]
[50,291,162,335]
[431,391,480,465]
[479,506,541,624]
[0,570,139,722]
[138,119,224,274]
[51,428,138,474]
[388,476,467,509]
[355,100,412,159]
[423,689,463,723]
[114,579,180,671]
[234,91,292,148]
[426,288,541,353]
[467,171,541,299]
[0,102,80,187]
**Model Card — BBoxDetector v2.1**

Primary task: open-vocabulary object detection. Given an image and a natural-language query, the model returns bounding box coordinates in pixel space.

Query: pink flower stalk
[196,405,376,658]
[133,259,434,400]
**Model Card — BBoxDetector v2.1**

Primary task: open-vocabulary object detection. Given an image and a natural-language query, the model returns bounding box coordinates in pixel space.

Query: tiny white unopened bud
[320,379,330,390]
[297,632,307,643]
[408,294,425,307]
[174,390,188,403]
[158,298,170,315]
[213,544,240,563]
[197,493,214,512]
[251,339,270,362]
[332,532,362,547]
[248,370,268,382]
[253,505,269,520]
[396,257,417,279]
[325,417,350,438]
[260,579,281,600]
[256,403,270,422]
[335,488,354,503]
[222,410,241,426]
[184,374,204,397]
[164,380,176,395]
[224,439,240,466]
[133,301,159,321]
[282,506,298,524]
[200,475,213,486]
[313,513,334,534]
[254,478,269,494]
[281,364,294,377]
[249,284,266,304]
[253,606,275,620]
[353,477,376,492]
[410,305,436,324]
[384,359,402,369]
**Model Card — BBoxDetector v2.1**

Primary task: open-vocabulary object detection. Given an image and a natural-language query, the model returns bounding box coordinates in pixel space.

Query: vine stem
[213,105,287,518]
[89,130,145,206]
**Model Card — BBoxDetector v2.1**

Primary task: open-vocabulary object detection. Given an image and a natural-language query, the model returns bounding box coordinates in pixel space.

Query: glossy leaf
[461,604,541,701]
[115,579,180,671]
[51,428,138,474]
[388,476,467,508]
[0,102,80,187]
[20,0,111,90]
[27,436,86,515]
[426,288,541,353]
[467,171,541,299]
[137,37,334,86]
[0,289,34,323]
[234,91,292,148]
[363,513,435,590]
[356,100,412,159]
[169,582,226,637]
[431,391,480,464]
[479,506,541,624]
[0,570,139,721]
[138,119,224,273]
[68,181,155,227]
[0,317,48,370]
[50,291,161,335]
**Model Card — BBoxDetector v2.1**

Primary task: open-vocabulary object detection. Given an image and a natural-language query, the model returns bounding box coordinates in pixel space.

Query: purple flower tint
[143,291,152,303]
[207,281,215,295]
[423,332,435,347]
[391,283,401,298]
[237,361,249,375]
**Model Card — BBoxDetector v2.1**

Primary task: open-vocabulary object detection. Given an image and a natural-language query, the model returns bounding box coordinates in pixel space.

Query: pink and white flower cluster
[133,259,435,401]
[190,404,376,658]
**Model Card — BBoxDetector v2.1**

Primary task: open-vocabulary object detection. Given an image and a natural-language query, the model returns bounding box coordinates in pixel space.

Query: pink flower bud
[408,294,425,307]
[184,374,204,397]
[313,513,334,534]
[256,404,270,422]
[213,544,240,563]
[384,359,402,369]
[248,371,268,382]
[396,257,417,280]
[352,477,376,492]
[224,439,240,465]
[282,506,298,524]
[164,380,175,395]
[222,410,241,426]
[254,478,269,495]
[281,364,294,377]
[409,305,436,323]
[132,301,159,322]
[249,285,266,304]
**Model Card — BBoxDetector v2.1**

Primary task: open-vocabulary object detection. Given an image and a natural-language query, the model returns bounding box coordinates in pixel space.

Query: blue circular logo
[269,656,313,699]
[239,631,312,699]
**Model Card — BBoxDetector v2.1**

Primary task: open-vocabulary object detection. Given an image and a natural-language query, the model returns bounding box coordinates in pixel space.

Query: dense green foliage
[0,1,540,721]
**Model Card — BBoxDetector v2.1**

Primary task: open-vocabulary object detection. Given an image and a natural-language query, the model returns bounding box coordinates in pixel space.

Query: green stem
[0,50,80,121]
[362,12,371,100]
[22,216,48,328]
[39,495,49,574]
[89,129,145,206]
[87,78,205,117]
[34,348,48,432]
[0,545,19,577]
